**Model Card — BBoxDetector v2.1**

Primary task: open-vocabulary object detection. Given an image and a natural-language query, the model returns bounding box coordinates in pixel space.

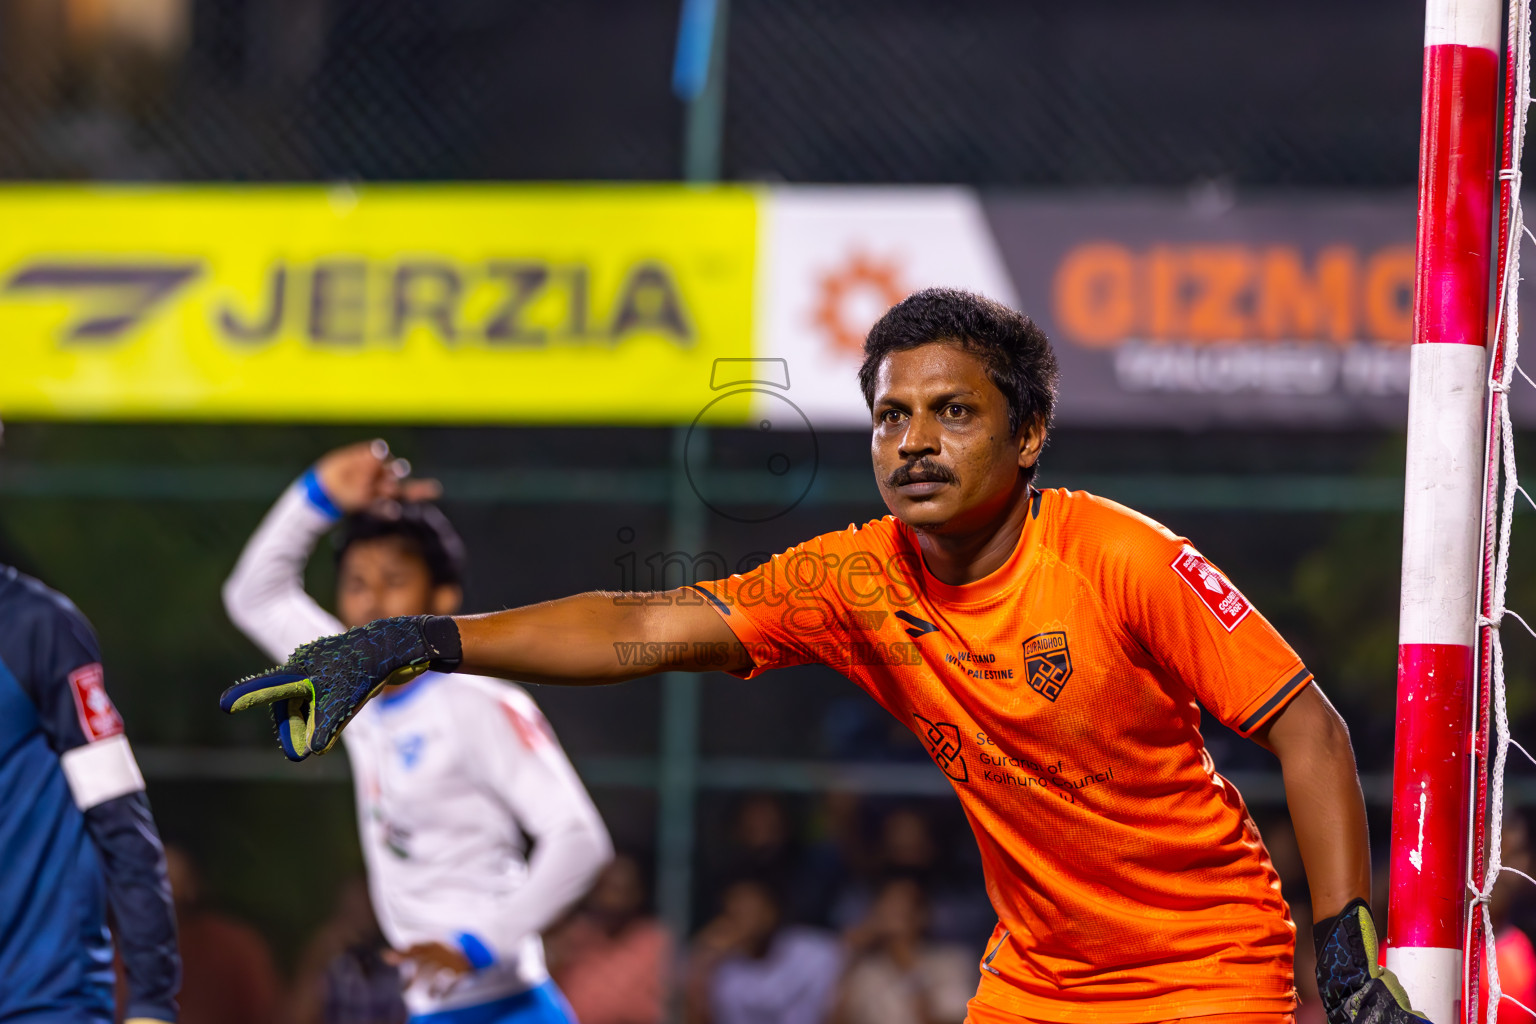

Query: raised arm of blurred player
[223,440,438,661]
[452,587,752,684]
[224,443,612,975]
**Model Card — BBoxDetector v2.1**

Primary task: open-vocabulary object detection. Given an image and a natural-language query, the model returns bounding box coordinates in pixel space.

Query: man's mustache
[888,460,957,487]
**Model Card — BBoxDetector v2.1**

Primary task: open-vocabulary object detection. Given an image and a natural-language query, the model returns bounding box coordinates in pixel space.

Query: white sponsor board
[756,188,1019,427]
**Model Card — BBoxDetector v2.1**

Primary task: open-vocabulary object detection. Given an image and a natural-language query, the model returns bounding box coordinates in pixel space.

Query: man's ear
[431,584,463,616]
[1018,417,1046,470]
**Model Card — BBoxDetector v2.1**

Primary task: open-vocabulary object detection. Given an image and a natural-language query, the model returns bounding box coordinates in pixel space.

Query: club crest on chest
[1023,631,1072,703]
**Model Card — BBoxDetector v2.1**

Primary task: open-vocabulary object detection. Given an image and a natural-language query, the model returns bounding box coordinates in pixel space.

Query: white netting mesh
[1475,0,1533,1019]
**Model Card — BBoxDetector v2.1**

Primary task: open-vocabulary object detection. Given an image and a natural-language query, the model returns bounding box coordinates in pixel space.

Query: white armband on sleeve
[61,735,146,810]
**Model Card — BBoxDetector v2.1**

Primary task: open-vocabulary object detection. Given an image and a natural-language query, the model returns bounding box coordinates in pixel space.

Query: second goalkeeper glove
[1315,898,1431,1024]
[219,615,462,761]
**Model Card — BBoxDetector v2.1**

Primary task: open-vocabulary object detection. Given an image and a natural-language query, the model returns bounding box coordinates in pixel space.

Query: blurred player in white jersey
[223,440,612,1024]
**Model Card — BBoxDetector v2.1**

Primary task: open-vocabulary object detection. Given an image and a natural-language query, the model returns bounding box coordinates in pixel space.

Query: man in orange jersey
[221,289,1426,1024]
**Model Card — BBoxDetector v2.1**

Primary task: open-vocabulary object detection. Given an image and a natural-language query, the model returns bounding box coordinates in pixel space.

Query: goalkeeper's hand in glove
[219,615,462,761]
[1315,897,1431,1024]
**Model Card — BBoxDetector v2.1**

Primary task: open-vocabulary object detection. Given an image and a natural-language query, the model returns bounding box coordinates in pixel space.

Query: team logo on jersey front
[913,714,967,782]
[395,734,425,769]
[68,663,123,742]
[1023,632,1072,702]
[1170,546,1252,632]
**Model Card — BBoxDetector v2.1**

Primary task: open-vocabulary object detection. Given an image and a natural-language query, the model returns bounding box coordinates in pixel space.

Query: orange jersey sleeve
[1088,499,1312,736]
[691,522,922,679]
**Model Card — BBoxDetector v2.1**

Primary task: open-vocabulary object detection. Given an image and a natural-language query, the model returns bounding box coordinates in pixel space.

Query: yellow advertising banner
[0,186,757,422]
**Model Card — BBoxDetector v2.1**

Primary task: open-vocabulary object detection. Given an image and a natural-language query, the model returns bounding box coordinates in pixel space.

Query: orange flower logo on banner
[810,252,908,357]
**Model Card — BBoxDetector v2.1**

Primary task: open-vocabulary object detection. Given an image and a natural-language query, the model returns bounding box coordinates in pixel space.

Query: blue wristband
[456,932,496,970]
[299,467,343,521]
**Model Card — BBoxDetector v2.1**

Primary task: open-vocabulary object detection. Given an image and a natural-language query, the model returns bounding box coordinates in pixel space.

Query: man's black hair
[858,288,1060,474]
[333,502,467,588]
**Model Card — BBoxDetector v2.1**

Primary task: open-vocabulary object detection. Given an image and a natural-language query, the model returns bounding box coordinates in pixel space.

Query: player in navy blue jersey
[0,421,180,1023]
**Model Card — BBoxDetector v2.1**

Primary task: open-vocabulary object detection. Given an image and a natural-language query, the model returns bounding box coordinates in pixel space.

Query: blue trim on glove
[456,932,496,970]
[272,699,307,762]
[300,467,343,521]
[219,672,308,714]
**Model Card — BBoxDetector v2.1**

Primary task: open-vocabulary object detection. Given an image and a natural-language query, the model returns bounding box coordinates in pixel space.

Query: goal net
[1392,2,1536,1022]
[1471,0,1534,1018]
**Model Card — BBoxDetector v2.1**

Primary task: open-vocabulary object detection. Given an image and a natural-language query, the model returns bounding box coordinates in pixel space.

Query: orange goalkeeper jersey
[693,489,1309,1023]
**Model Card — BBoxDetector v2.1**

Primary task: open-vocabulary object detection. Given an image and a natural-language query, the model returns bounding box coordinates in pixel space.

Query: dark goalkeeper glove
[219,615,462,761]
[1315,898,1431,1024]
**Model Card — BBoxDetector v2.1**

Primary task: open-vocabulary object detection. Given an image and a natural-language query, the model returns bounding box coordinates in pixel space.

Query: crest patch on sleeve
[69,664,124,741]
[1170,547,1252,632]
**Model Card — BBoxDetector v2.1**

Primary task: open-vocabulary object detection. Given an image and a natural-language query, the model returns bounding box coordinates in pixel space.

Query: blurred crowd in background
[112,797,1536,1024]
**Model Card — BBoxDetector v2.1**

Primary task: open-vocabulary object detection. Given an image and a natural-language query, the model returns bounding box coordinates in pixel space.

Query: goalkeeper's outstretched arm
[454,588,753,685]
[219,587,754,759]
